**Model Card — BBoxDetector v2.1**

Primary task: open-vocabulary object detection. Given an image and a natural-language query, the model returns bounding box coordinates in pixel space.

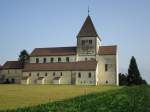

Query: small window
[58,57,61,62]
[89,40,92,44]
[82,40,85,45]
[37,73,39,77]
[88,72,92,78]
[51,58,54,62]
[43,58,46,63]
[36,58,39,63]
[66,57,69,62]
[105,64,108,72]
[78,73,81,78]
[106,80,108,84]
[45,73,47,76]
[53,72,55,76]
[60,72,62,76]
[29,73,31,77]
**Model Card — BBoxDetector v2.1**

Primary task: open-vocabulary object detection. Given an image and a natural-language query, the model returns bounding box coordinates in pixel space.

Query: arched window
[89,40,92,44]
[78,73,81,78]
[36,58,39,63]
[53,72,55,76]
[88,72,92,78]
[43,58,46,63]
[58,57,61,62]
[60,72,62,76]
[105,64,108,72]
[51,58,54,62]
[37,73,39,77]
[45,73,47,76]
[66,57,69,62]
[29,73,31,77]
[106,80,108,84]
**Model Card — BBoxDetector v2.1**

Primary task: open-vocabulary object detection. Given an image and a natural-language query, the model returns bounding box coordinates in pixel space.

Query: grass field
[0,84,120,110]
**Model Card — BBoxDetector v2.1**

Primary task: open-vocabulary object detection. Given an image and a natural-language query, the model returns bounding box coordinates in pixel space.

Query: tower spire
[88,6,90,16]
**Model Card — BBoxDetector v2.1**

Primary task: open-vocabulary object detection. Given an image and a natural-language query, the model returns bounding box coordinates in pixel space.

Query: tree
[18,50,29,64]
[127,56,147,85]
[119,73,128,85]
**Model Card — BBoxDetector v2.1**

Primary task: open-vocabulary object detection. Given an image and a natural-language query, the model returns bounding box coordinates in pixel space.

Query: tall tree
[127,56,144,85]
[19,50,29,64]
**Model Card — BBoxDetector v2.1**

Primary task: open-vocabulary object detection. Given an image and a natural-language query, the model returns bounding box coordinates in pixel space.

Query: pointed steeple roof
[77,15,99,38]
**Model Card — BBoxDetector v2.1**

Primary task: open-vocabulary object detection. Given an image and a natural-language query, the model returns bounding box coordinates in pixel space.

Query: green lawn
[0,84,120,110]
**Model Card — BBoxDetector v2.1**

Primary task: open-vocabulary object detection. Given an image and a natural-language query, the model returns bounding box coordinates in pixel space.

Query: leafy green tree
[18,50,29,64]
[127,56,147,85]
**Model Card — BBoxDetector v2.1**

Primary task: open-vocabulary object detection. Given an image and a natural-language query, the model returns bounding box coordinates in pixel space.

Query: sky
[0,0,150,83]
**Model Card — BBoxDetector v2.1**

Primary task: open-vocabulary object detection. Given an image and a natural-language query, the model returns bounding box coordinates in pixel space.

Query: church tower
[77,15,101,61]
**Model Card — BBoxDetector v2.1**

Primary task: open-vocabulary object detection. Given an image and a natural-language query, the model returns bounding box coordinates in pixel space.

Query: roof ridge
[34,46,77,49]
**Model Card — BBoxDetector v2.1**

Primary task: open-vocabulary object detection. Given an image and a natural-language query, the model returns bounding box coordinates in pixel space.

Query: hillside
[3,86,150,112]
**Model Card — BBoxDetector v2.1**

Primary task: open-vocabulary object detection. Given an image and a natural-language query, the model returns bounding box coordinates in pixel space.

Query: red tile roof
[77,16,100,39]
[99,45,117,55]
[23,61,97,72]
[30,46,76,56]
[3,61,23,69]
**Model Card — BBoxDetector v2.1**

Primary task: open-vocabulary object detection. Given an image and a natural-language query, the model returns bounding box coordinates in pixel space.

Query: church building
[0,15,119,85]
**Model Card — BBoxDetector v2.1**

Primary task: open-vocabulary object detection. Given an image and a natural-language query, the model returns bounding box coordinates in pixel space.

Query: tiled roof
[23,61,97,72]
[30,46,76,56]
[77,16,99,38]
[3,61,23,69]
[99,45,117,55]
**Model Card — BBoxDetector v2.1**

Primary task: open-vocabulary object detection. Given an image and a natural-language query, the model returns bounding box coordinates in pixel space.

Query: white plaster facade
[1,69,22,83]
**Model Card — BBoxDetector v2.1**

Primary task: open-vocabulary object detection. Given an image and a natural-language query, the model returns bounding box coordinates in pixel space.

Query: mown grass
[1,85,150,112]
[0,84,120,110]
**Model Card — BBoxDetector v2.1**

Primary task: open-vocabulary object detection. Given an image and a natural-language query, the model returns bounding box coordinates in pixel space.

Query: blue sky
[0,0,150,83]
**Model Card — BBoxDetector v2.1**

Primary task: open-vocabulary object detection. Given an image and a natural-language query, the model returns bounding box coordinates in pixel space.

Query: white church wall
[30,55,76,63]
[75,71,96,85]
[96,55,117,85]
[1,69,22,83]
[77,55,96,61]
